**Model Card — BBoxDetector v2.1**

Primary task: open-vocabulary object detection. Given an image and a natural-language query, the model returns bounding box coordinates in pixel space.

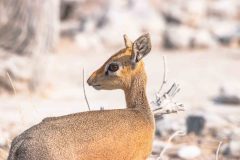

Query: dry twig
[152,56,184,116]
[153,83,184,116]
[152,82,184,116]
[6,72,23,121]
[157,130,186,160]
[6,72,17,95]
[158,56,167,94]
[216,141,223,160]
[6,72,21,147]
[6,71,38,121]
[82,68,91,111]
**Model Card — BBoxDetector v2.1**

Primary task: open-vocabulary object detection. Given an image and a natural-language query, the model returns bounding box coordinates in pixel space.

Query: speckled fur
[8,34,155,160]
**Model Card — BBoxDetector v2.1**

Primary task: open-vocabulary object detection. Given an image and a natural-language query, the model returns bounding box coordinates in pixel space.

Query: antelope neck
[124,70,149,109]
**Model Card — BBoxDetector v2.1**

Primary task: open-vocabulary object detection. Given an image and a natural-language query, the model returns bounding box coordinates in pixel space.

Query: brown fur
[7,34,155,160]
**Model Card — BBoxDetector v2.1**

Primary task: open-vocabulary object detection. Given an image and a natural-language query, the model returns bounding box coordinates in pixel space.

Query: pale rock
[0,53,35,92]
[208,19,239,45]
[231,128,240,139]
[178,145,201,159]
[185,0,207,17]
[161,2,185,24]
[164,25,194,49]
[183,0,207,26]
[4,56,32,81]
[75,32,102,51]
[155,117,185,137]
[98,10,141,48]
[206,114,229,130]
[223,141,240,157]
[99,0,165,48]
[161,0,207,27]
[208,0,239,18]
[192,29,218,48]
[0,130,10,147]
[152,139,165,154]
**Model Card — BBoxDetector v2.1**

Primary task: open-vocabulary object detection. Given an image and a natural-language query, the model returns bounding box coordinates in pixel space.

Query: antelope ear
[123,34,132,48]
[131,33,151,64]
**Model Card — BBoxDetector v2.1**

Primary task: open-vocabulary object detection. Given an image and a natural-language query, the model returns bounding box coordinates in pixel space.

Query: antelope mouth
[92,84,102,90]
[92,84,101,87]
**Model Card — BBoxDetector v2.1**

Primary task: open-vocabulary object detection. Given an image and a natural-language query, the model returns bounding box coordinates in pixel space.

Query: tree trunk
[0,0,60,56]
[0,0,60,93]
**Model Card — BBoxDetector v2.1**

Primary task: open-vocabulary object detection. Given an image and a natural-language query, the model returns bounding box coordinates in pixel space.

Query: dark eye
[108,63,119,72]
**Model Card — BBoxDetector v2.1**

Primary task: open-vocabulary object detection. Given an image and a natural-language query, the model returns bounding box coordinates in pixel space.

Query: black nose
[87,76,94,86]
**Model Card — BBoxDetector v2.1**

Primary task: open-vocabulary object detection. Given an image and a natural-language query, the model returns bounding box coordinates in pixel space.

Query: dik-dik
[8,33,155,160]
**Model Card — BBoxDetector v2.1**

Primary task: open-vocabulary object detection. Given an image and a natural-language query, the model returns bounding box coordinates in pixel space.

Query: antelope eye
[108,63,119,72]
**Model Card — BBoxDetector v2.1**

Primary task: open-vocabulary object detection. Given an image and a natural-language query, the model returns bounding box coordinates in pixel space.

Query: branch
[153,83,184,116]
[157,130,186,160]
[216,141,223,160]
[152,56,184,116]
[158,56,167,94]
[6,72,17,95]
[82,68,91,111]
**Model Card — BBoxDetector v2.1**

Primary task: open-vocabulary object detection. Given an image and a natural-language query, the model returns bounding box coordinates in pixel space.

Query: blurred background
[0,0,240,159]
